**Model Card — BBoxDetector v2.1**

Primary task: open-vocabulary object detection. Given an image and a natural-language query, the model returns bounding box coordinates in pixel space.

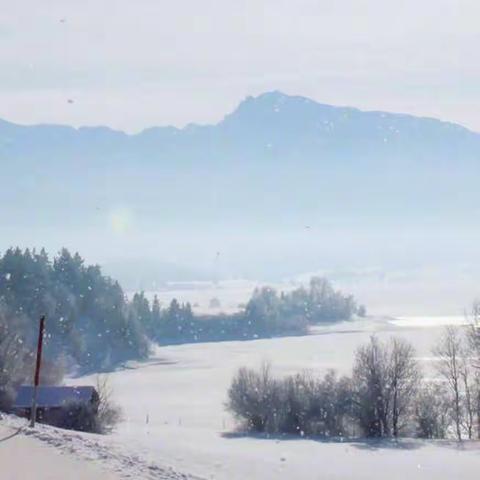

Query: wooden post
[30,316,45,428]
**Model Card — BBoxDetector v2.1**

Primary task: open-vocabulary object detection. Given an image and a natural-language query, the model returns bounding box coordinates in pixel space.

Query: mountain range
[1,91,479,284]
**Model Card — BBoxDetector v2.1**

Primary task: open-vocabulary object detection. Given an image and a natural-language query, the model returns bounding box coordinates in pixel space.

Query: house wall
[13,400,97,428]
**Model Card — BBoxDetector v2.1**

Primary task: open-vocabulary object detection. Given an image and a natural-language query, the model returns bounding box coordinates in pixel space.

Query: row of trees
[227,315,480,440]
[242,278,365,335]
[137,278,365,344]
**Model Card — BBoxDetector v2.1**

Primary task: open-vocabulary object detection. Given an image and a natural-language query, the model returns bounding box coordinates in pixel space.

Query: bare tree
[433,326,464,441]
[95,375,122,433]
[227,362,282,432]
[459,354,475,439]
[0,305,67,412]
[280,371,316,435]
[352,336,390,437]
[388,337,421,438]
[467,300,480,369]
[474,372,480,439]
[465,300,480,438]
[352,336,421,438]
[0,311,30,410]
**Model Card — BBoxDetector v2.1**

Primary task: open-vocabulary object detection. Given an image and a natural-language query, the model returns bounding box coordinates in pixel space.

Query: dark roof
[14,386,98,409]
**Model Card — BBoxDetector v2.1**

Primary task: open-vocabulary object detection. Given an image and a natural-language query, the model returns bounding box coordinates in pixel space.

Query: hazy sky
[1,0,479,132]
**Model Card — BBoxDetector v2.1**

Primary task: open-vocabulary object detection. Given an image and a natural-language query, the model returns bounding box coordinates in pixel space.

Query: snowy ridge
[2,415,203,480]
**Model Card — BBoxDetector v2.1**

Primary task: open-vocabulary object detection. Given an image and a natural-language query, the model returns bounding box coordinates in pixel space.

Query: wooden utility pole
[30,316,45,428]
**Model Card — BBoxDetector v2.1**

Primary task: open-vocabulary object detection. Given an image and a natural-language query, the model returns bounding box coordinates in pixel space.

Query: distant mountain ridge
[1,91,479,162]
[2,90,479,135]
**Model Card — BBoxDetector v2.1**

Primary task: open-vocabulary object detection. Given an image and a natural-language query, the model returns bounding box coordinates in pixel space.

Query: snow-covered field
[73,316,479,480]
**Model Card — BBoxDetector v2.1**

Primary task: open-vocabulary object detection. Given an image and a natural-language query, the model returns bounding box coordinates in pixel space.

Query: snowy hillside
[0,415,201,480]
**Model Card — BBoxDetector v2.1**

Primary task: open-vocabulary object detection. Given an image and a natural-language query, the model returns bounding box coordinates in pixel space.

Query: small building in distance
[13,385,99,427]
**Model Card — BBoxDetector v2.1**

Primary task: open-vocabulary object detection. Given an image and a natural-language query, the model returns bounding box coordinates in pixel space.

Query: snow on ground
[0,419,122,480]
[73,316,479,480]
[2,317,477,480]
[0,415,202,480]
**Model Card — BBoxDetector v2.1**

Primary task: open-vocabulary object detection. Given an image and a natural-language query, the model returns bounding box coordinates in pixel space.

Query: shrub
[312,370,353,437]
[414,382,450,439]
[227,363,282,432]
[227,365,354,437]
[279,372,315,434]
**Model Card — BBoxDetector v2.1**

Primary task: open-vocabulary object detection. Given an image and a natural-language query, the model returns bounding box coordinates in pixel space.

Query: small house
[13,385,99,426]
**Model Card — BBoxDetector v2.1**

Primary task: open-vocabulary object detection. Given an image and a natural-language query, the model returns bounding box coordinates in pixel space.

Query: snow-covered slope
[0,419,121,480]
[0,415,201,480]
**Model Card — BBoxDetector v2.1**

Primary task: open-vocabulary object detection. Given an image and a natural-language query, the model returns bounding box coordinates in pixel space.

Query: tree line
[0,248,150,370]
[140,276,365,344]
[227,312,480,441]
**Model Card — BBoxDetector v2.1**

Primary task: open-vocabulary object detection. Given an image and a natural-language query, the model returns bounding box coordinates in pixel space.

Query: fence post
[30,316,45,428]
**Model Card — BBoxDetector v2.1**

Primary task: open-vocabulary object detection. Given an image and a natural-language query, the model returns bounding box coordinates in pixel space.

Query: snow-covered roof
[14,386,98,409]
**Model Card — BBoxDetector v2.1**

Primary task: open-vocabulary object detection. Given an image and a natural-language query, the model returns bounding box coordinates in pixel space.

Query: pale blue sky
[1,0,479,132]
